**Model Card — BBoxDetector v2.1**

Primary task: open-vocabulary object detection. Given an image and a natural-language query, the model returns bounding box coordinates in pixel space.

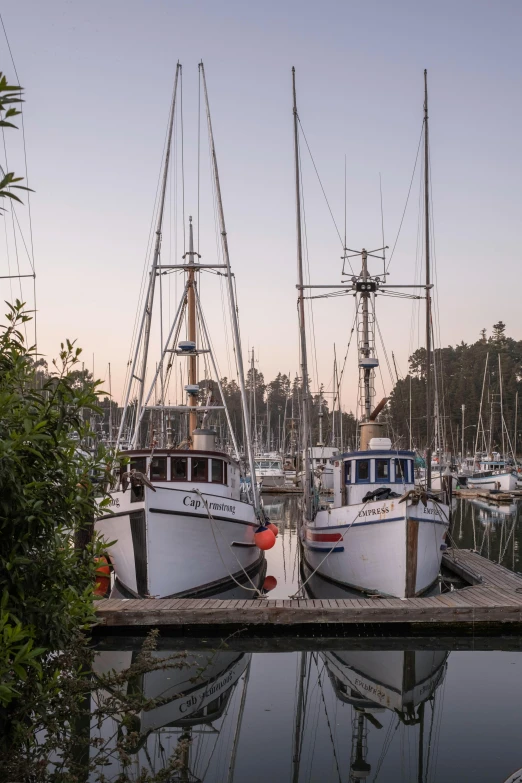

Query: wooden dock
[455,488,522,503]
[94,550,522,630]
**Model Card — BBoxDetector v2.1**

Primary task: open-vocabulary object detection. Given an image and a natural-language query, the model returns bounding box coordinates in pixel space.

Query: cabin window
[130,457,147,474]
[171,457,188,481]
[192,458,208,482]
[345,461,351,483]
[211,459,225,484]
[394,458,409,483]
[376,459,390,481]
[150,456,167,481]
[357,460,370,482]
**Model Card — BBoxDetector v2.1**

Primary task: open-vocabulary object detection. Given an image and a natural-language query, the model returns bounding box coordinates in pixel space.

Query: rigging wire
[297,117,344,252]
[122,93,175,401]
[386,121,424,273]
[180,64,186,254]
[0,124,27,343]
[197,64,201,254]
[298,130,320,396]
[0,13,37,348]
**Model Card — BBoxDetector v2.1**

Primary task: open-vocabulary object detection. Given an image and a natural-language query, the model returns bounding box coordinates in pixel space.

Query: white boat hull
[302,497,449,598]
[259,474,286,488]
[466,471,517,491]
[96,484,262,598]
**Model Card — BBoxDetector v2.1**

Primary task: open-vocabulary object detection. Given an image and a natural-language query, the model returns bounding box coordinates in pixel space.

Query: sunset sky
[1,0,520,414]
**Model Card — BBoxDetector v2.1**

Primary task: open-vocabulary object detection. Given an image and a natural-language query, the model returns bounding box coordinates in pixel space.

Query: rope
[192,488,263,596]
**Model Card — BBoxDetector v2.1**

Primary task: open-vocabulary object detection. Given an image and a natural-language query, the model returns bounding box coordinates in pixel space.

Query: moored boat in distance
[253,452,286,488]
[465,454,517,492]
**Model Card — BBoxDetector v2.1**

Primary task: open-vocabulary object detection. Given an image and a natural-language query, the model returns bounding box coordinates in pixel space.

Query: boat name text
[183,496,236,515]
[360,505,389,517]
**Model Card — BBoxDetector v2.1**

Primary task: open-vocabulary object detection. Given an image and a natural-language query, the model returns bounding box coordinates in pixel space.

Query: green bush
[0,302,112,706]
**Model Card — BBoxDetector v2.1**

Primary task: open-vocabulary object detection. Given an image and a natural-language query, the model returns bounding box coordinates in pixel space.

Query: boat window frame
[210,458,226,484]
[191,456,209,483]
[356,459,371,483]
[171,456,189,482]
[344,460,352,484]
[130,456,147,475]
[149,456,168,482]
[394,457,409,483]
[375,458,391,483]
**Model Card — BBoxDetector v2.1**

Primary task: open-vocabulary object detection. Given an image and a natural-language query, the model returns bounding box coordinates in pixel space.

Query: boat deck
[94,549,522,630]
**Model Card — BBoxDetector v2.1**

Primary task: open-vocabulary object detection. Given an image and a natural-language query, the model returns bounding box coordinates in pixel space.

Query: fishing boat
[465,455,517,492]
[95,63,267,599]
[304,445,340,492]
[253,452,286,488]
[293,69,450,598]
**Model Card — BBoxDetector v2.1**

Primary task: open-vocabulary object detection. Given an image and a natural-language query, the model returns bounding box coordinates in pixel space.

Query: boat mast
[292,66,312,520]
[137,64,180,432]
[424,69,432,490]
[184,216,199,440]
[361,249,372,422]
[318,384,324,446]
[118,63,180,448]
[200,62,261,516]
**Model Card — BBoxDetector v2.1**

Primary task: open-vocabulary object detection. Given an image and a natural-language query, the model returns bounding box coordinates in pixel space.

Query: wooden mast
[185,216,198,440]
[292,66,312,520]
[424,69,432,490]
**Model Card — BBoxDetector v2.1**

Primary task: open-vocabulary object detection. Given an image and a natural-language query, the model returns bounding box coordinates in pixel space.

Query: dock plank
[94,549,522,629]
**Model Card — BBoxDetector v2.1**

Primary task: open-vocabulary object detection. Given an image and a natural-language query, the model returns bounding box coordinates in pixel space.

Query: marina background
[1,0,521,413]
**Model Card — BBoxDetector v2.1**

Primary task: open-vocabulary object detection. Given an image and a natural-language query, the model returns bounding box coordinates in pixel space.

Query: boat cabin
[306,446,340,471]
[332,438,415,507]
[254,455,283,473]
[120,449,240,502]
[476,458,512,476]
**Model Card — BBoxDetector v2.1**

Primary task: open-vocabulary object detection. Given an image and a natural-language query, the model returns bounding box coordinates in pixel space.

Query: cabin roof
[338,449,415,460]
[120,448,237,465]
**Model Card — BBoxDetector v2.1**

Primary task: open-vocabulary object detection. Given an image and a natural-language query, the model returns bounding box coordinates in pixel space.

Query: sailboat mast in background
[424,68,432,489]
[292,66,312,520]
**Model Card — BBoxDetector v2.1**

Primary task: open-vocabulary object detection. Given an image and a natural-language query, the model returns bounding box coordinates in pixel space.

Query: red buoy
[94,556,111,596]
[263,575,278,592]
[267,522,279,537]
[254,526,276,551]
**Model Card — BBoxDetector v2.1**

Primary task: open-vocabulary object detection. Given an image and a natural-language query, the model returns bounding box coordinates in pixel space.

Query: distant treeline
[32,321,521,456]
[388,321,522,455]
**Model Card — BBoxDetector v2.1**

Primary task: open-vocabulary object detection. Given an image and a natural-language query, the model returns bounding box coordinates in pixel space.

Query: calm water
[89,497,522,783]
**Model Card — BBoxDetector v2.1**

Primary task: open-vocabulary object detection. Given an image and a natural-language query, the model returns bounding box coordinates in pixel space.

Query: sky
[0,0,521,414]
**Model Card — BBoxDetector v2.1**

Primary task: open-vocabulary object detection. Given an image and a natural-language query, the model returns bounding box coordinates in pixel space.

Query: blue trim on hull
[303,543,345,553]
[309,514,448,530]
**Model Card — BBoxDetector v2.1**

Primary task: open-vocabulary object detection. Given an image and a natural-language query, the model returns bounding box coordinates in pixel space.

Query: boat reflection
[90,642,250,781]
[293,564,448,780]
[293,646,448,782]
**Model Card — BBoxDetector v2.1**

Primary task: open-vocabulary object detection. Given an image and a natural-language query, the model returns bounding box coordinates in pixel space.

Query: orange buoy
[94,556,111,596]
[254,526,276,551]
[267,522,279,537]
[263,575,277,592]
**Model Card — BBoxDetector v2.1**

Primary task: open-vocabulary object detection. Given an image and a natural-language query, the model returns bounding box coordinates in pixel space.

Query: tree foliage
[0,303,111,707]
[388,324,522,454]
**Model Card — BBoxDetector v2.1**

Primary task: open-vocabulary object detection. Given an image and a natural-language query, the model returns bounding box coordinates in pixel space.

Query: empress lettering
[360,505,389,517]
